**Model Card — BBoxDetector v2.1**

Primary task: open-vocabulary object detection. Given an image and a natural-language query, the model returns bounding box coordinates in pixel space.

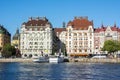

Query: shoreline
[69,58,120,63]
[0,58,120,63]
[0,58,33,62]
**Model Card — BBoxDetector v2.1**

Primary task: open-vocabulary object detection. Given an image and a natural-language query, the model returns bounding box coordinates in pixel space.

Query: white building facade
[20,17,53,58]
[55,17,94,56]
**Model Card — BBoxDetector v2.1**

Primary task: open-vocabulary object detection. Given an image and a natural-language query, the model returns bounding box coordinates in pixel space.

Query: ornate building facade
[94,24,120,54]
[55,17,94,56]
[20,17,53,58]
[19,16,120,57]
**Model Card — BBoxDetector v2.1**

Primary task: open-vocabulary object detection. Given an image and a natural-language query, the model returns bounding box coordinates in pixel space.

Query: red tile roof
[111,26,118,31]
[95,24,119,32]
[54,28,66,34]
[22,17,50,26]
[67,17,93,30]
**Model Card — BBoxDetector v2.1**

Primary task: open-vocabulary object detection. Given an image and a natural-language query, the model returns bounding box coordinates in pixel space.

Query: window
[74,49,77,52]
[90,50,92,52]
[84,33,87,36]
[79,33,82,36]
[114,33,117,36]
[85,49,87,52]
[74,33,77,36]
[79,49,82,52]
[69,29,71,32]
[90,33,92,36]
[34,42,38,45]
[96,46,98,49]
[35,46,38,48]
[107,33,110,36]
[69,33,71,36]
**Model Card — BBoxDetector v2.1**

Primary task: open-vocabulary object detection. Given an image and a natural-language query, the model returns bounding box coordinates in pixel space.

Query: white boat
[33,56,49,63]
[49,56,64,63]
[92,54,107,58]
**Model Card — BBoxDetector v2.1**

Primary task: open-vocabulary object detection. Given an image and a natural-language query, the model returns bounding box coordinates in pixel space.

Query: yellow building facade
[0,25,11,51]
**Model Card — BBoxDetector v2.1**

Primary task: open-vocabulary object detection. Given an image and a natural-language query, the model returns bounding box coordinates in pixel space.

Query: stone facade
[94,24,120,54]
[20,17,53,58]
[54,17,94,56]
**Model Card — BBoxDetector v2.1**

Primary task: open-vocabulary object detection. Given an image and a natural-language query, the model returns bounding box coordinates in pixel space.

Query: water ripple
[0,63,120,80]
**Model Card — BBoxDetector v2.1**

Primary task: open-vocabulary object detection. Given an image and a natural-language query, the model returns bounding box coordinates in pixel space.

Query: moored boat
[33,56,49,63]
[49,56,64,63]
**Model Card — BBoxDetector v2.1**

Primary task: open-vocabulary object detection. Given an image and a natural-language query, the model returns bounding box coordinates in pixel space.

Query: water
[0,62,120,80]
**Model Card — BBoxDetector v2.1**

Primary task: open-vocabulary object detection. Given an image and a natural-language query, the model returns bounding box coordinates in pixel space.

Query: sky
[0,0,120,37]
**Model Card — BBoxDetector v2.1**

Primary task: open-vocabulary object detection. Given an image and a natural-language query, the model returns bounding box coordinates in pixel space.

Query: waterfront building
[20,17,54,58]
[0,25,11,55]
[55,17,94,56]
[11,28,20,49]
[54,27,66,55]
[94,23,120,54]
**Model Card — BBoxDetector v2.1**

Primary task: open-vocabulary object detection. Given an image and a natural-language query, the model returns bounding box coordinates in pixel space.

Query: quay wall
[1,58,120,63]
[69,58,120,63]
[0,58,33,62]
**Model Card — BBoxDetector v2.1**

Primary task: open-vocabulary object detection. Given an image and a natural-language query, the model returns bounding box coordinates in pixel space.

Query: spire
[13,28,19,40]
[62,22,65,28]
[16,28,19,34]
[101,22,104,28]
[114,21,116,27]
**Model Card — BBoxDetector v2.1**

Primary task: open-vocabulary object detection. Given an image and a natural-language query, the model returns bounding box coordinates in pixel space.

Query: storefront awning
[70,53,89,56]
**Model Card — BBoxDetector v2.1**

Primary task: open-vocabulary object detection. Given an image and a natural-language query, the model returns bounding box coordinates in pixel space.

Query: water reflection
[0,63,19,80]
[0,63,120,80]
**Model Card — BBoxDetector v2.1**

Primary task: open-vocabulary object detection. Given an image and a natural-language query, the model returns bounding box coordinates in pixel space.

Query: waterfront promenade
[0,58,32,62]
[69,58,120,63]
[1,58,120,63]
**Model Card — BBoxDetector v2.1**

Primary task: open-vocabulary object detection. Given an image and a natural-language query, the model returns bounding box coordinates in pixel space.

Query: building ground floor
[21,49,52,58]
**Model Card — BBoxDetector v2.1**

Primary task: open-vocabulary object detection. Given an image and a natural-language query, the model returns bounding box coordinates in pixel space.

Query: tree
[1,44,16,58]
[101,40,120,54]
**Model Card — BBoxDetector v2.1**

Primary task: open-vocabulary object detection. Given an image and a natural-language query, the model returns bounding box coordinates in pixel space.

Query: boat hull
[33,56,49,63]
[49,57,64,63]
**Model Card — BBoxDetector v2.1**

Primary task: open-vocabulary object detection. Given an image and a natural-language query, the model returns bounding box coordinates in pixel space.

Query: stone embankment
[1,58,120,63]
[0,58,33,62]
[69,58,120,63]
